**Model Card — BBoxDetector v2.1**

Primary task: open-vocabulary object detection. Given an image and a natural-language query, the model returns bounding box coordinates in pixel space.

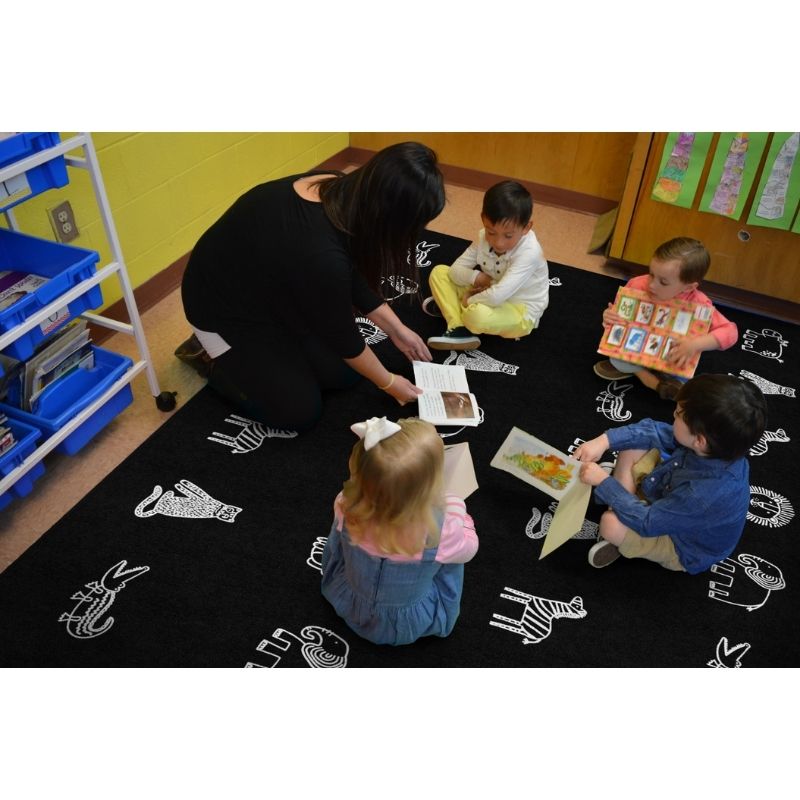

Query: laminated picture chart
[490,427,590,558]
[597,287,712,378]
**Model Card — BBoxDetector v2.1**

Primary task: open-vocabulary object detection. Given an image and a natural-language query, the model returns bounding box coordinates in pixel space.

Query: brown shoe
[593,360,633,380]
[175,334,213,378]
[657,377,682,401]
[588,539,621,568]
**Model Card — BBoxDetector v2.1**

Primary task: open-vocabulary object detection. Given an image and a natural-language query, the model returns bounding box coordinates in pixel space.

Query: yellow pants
[428,264,535,339]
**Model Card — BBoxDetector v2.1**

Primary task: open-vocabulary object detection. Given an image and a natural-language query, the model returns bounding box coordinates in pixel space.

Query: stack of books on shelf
[0,319,92,412]
[0,269,49,312]
[0,412,15,455]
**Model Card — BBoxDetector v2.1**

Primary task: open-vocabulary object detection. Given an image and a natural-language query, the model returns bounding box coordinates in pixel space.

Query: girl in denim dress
[321,417,478,646]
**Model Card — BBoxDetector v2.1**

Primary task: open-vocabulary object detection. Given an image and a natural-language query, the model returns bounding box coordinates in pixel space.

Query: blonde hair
[341,418,445,556]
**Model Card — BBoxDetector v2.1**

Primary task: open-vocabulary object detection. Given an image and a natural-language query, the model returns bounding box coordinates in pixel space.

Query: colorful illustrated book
[490,427,591,559]
[597,287,713,378]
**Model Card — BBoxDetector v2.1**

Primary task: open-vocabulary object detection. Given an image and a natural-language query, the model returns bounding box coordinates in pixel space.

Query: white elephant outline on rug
[708,553,785,611]
[246,626,349,668]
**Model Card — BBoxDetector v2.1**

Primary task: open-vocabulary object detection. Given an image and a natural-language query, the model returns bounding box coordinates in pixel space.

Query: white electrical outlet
[48,200,79,243]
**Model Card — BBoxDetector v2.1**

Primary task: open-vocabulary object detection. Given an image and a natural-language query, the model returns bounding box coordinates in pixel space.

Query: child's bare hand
[602,302,626,327]
[573,434,610,463]
[579,462,610,487]
[666,337,701,367]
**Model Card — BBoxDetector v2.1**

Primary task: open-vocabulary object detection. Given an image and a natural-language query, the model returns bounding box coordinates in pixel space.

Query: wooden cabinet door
[620,133,800,304]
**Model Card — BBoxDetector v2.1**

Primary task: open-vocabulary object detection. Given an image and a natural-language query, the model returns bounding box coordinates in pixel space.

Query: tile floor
[0,182,624,572]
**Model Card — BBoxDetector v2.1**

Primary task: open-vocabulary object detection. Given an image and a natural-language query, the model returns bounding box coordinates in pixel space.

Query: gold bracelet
[377,373,395,391]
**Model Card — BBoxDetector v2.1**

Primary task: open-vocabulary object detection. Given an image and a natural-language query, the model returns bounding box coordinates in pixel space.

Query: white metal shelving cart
[0,132,176,500]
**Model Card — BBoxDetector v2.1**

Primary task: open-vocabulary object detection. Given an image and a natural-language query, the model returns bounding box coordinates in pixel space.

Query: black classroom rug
[1,230,798,668]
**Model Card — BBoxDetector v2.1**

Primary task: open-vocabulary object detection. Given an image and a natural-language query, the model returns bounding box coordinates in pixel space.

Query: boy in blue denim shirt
[574,374,766,573]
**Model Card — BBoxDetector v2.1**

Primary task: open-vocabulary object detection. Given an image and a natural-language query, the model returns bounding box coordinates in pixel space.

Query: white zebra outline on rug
[490,587,587,645]
[741,328,789,362]
[734,370,796,398]
[443,349,519,375]
[246,626,349,668]
[134,479,241,522]
[708,553,785,611]
[749,428,790,456]
[707,636,751,668]
[748,486,795,528]
[207,414,298,454]
[59,560,149,639]
[596,380,633,422]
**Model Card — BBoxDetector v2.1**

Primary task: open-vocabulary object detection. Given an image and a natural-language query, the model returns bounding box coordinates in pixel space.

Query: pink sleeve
[435,494,479,564]
[708,305,738,350]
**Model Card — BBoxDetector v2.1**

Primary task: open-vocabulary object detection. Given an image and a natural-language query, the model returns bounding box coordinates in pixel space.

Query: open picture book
[490,427,592,559]
[597,286,713,378]
[412,361,480,426]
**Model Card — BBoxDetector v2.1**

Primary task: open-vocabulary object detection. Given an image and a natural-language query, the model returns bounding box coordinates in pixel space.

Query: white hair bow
[351,416,402,451]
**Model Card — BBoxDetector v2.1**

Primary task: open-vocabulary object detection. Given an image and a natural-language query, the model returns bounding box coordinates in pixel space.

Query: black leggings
[207,328,361,432]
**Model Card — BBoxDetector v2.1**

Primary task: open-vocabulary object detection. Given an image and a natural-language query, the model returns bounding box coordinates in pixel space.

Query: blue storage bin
[0,228,102,360]
[0,133,69,213]
[0,416,45,510]
[0,345,133,456]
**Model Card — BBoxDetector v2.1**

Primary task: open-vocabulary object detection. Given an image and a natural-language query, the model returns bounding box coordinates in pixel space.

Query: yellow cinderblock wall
[9,132,349,308]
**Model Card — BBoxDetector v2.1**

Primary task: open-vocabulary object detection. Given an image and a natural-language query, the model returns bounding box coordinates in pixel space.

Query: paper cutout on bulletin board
[746,133,800,231]
[698,133,769,220]
[651,132,713,207]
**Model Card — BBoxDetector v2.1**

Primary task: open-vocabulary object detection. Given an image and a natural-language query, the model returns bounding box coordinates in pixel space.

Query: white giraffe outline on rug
[749,428,790,457]
[443,349,519,375]
[741,328,789,363]
[490,587,587,645]
[245,626,349,668]
[525,503,599,541]
[596,380,633,422]
[134,479,241,523]
[707,636,751,668]
[207,414,297,454]
[708,553,786,611]
[59,560,149,639]
[409,240,441,268]
[355,316,388,345]
[307,536,327,572]
[747,485,795,528]
[734,370,796,398]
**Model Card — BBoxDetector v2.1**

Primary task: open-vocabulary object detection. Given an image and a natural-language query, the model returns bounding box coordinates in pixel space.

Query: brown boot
[175,334,213,379]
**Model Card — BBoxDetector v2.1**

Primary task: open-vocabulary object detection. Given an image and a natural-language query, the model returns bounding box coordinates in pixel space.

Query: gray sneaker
[427,327,481,351]
[588,539,621,568]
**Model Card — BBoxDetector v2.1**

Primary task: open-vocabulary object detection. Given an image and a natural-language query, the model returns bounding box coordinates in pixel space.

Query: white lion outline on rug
[747,485,795,528]
[134,479,241,523]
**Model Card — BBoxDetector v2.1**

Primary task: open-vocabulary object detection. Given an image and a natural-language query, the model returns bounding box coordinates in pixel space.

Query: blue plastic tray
[0,132,69,213]
[0,416,45,510]
[0,345,134,456]
[0,228,102,360]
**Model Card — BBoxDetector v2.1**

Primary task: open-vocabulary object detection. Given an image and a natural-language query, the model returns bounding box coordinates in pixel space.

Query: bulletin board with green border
[746,132,800,231]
